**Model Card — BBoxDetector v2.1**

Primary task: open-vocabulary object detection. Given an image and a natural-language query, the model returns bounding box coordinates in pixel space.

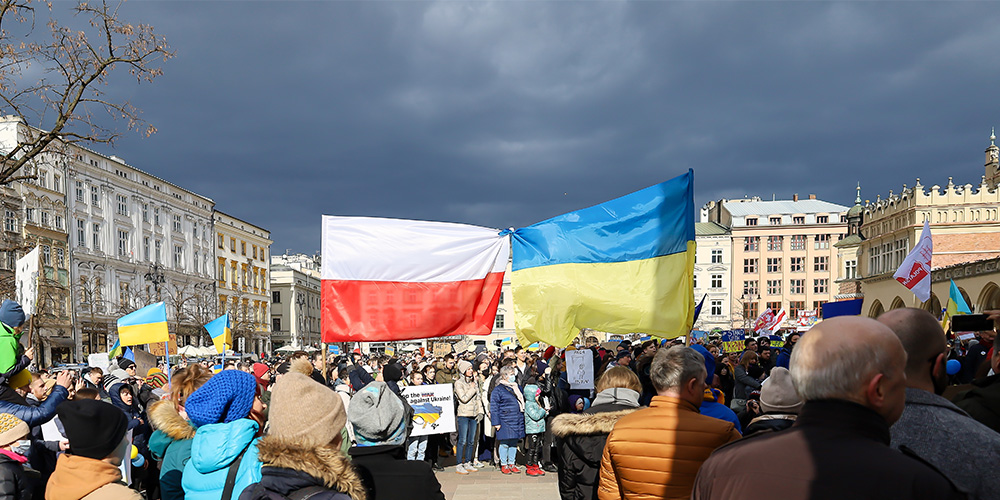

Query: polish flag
[320,216,509,343]
[893,220,932,303]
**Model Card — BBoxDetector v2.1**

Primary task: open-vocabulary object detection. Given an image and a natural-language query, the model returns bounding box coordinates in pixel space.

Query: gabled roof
[724,199,849,217]
[695,221,730,236]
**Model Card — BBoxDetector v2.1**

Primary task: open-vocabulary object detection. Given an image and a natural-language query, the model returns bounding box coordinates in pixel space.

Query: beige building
[693,222,732,331]
[270,253,321,349]
[704,196,848,330]
[852,134,1000,318]
[214,211,272,354]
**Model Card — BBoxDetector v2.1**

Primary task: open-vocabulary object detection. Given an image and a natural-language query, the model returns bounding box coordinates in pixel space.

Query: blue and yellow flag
[942,279,972,330]
[206,314,232,354]
[117,302,169,346]
[511,170,696,347]
[108,338,122,359]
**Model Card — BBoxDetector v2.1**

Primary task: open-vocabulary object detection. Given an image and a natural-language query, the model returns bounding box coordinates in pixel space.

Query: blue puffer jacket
[490,383,525,441]
[0,385,67,427]
[523,384,547,435]
[776,346,793,369]
[181,419,262,500]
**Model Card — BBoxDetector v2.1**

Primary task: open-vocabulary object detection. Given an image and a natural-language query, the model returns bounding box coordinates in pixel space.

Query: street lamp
[739,292,760,330]
[144,263,165,300]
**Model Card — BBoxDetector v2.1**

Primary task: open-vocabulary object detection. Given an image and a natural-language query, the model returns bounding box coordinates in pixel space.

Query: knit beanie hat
[0,300,25,329]
[760,367,804,414]
[7,369,30,390]
[269,371,346,448]
[348,382,406,446]
[0,414,28,447]
[252,363,270,389]
[382,363,403,383]
[184,370,256,427]
[147,367,162,377]
[118,358,136,371]
[456,360,472,376]
[146,371,169,389]
[59,399,128,460]
[691,344,715,385]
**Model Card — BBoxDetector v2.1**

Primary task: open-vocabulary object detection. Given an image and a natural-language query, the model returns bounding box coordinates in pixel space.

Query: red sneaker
[501,465,512,475]
[526,465,543,476]
[509,465,521,474]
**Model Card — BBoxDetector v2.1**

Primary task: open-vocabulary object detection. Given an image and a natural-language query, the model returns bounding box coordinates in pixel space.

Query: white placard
[400,384,456,436]
[14,247,38,316]
[87,353,110,374]
[566,349,594,390]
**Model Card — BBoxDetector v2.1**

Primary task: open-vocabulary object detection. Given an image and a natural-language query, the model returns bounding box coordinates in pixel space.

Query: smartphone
[951,314,995,332]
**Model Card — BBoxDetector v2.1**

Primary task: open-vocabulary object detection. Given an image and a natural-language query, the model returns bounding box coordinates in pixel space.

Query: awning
[44,337,76,348]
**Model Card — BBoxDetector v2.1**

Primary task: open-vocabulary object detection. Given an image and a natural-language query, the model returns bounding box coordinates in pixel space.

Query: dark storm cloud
[89,1,1000,253]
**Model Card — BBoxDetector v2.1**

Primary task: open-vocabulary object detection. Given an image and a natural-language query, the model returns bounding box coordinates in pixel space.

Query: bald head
[877,308,946,385]
[791,316,908,423]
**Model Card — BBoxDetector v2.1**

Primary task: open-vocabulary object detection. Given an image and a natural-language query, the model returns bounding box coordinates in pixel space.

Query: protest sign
[432,342,452,357]
[329,345,340,355]
[400,384,456,436]
[87,353,110,373]
[565,349,594,390]
[148,334,178,356]
[720,330,746,353]
[133,348,158,379]
[454,337,472,354]
[14,247,38,315]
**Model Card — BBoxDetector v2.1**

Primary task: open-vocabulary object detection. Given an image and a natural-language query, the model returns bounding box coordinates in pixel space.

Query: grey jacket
[890,387,1000,499]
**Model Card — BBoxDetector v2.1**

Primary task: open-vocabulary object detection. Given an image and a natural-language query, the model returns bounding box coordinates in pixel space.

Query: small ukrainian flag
[206,314,232,354]
[117,302,169,347]
[108,338,122,359]
[500,337,513,347]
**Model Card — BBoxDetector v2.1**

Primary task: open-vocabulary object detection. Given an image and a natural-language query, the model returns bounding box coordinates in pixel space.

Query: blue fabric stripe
[117,302,167,328]
[206,314,230,339]
[512,170,694,271]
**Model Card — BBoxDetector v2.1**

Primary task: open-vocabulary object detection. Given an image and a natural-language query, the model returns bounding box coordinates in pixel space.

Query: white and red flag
[893,220,932,303]
[320,216,509,343]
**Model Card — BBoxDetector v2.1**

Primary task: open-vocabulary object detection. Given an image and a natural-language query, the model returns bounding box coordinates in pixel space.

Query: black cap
[118,358,136,370]
[616,350,632,360]
[382,363,403,382]
[58,399,128,460]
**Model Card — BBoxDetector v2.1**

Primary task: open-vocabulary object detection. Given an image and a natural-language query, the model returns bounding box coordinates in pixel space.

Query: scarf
[498,378,525,412]
[591,388,640,408]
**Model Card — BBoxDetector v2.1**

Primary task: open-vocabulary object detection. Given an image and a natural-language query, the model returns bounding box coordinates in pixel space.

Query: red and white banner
[320,216,509,343]
[753,307,787,334]
[893,220,932,303]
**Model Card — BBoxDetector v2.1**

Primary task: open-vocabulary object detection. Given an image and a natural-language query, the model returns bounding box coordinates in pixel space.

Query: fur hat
[0,414,27,447]
[0,300,25,329]
[185,370,256,427]
[269,358,346,448]
[348,382,406,446]
[760,367,803,414]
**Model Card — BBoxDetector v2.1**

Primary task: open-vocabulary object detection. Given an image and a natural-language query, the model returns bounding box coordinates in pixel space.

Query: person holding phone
[953,310,1000,433]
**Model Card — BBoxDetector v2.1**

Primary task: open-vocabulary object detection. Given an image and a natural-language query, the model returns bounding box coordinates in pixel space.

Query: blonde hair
[595,366,641,393]
[170,364,213,409]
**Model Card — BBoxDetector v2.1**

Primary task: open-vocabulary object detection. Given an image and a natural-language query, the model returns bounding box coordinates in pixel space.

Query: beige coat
[454,376,482,418]
[45,454,142,500]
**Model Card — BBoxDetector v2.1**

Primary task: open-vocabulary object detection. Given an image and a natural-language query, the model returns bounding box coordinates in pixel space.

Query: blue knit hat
[0,300,25,329]
[691,344,715,385]
[184,370,256,428]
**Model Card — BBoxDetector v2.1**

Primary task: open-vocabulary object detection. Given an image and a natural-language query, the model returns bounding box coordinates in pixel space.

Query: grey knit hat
[348,381,407,446]
[456,360,472,375]
[760,367,804,414]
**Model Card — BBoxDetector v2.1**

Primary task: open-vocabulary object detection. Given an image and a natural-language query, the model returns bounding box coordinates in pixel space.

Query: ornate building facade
[214,211,272,354]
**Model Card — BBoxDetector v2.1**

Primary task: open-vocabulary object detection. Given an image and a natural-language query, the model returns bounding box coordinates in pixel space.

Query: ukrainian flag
[108,338,122,359]
[206,314,232,354]
[942,279,972,331]
[511,170,696,348]
[116,302,169,347]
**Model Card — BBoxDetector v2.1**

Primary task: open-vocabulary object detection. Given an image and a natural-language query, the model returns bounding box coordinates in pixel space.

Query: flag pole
[164,341,170,382]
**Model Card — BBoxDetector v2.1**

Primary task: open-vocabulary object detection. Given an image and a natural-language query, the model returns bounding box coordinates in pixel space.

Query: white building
[270,253,321,349]
[693,222,732,332]
[214,211,272,354]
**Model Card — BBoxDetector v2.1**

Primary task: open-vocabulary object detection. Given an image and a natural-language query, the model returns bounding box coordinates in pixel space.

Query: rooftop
[695,221,729,236]
[724,199,849,217]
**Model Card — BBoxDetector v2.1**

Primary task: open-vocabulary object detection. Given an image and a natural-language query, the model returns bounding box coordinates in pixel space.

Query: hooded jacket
[148,400,197,500]
[775,345,793,370]
[45,453,141,500]
[0,451,30,500]
[0,323,23,376]
[109,382,149,456]
[953,373,1000,434]
[453,375,482,418]
[490,383,525,441]
[552,390,640,500]
[239,437,367,500]
[699,388,741,434]
[181,419,262,500]
[348,445,445,500]
[523,384,548,435]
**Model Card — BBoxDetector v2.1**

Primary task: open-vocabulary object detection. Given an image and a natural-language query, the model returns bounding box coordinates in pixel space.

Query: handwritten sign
[565,349,594,390]
[400,384,456,436]
[720,330,746,353]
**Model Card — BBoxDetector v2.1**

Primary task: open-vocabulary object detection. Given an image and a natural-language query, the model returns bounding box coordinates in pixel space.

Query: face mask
[508,375,516,383]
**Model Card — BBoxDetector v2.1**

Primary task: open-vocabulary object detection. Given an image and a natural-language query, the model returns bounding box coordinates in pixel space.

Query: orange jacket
[598,396,741,500]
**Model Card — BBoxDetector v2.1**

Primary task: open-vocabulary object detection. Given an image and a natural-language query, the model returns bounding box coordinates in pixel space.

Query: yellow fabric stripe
[512,241,695,348]
[117,321,170,347]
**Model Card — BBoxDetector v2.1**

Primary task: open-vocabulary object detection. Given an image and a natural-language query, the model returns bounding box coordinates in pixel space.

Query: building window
[230,238,236,251]
[173,246,183,268]
[54,215,62,230]
[790,235,806,251]
[845,260,857,279]
[790,257,804,272]
[218,258,226,282]
[495,314,504,329]
[710,248,722,264]
[55,248,64,268]
[172,214,182,232]
[743,280,758,296]
[193,251,199,273]
[793,216,805,224]
[744,258,758,273]
[710,300,723,316]
[767,258,781,273]
[76,220,85,247]
[272,317,281,331]
[817,215,829,224]
[790,279,804,294]
[117,230,130,257]
[815,234,831,249]
[116,194,128,216]
[75,182,84,202]
[744,237,760,252]
[767,280,781,295]
[711,274,723,289]
[241,241,246,256]
[91,186,100,207]
[769,217,782,225]
[193,223,198,238]
[766,301,782,312]
[53,174,61,192]
[814,256,829,272]
[814,279,829,294]
[142,203,149,223]
[154,208,160,226]
[218,233,224,249]
[789,301,805,318]
[143,237,150,261]
[252,245,258,259]
[272,291,280,303]
[24,208,34,223]
[767,236,782,251]
[813,300,827,311]
[744,302,759,322]
[39,211,49,227]
[4,211,15,233]
[92,223,100,250]
[41,245,50,265]
[746,218,758,226]
[155,240,161,263]
[693,274,698,289]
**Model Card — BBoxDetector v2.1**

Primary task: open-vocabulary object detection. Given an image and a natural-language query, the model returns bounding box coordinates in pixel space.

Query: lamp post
[144,263,165,301]
[739,292,760,330]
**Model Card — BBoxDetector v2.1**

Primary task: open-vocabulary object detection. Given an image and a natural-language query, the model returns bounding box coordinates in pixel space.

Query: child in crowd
[523,379,548,477]
[0,413,31,500]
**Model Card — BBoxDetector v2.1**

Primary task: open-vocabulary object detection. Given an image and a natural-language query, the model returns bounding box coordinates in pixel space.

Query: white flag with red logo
[753,308,774,334]
[893,220,932,303]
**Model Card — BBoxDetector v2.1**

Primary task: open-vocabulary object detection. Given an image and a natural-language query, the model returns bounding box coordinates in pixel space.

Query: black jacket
[550,403,639,500]
[240,435,365,500]
[743,413,796,437]
[0,453,31,500]
[240,468,351,500]
[348,445,445,500]
[953,373,1000,434]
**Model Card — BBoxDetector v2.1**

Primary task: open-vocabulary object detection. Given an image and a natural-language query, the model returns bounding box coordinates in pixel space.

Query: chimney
[792,194,799,202]
[809,194,816,200]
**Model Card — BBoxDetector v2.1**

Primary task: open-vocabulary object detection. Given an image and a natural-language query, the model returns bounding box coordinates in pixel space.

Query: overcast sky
[76,1,1000,254]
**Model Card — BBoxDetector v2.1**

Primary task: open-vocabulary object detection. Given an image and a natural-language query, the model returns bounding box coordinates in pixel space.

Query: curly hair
[170,364,213,409]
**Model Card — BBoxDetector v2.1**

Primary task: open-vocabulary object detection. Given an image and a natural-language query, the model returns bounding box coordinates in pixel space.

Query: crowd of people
[0,293,997,499]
